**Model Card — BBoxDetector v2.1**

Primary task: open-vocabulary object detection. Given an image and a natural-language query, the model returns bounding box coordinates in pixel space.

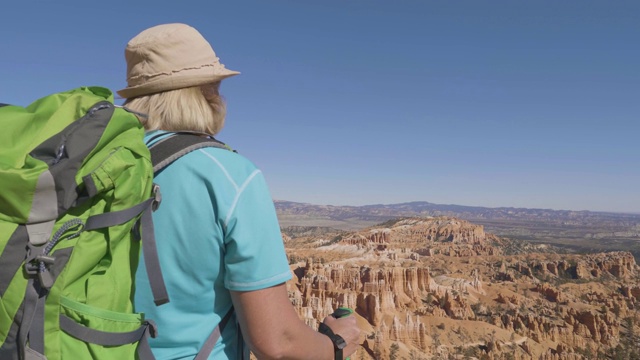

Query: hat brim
[116,67,239,99]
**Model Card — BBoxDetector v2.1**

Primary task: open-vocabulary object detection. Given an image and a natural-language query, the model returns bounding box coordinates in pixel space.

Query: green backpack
[0,87,169,360]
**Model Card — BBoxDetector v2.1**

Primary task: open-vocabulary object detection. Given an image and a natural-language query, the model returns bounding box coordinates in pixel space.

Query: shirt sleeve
[222,169,292,291]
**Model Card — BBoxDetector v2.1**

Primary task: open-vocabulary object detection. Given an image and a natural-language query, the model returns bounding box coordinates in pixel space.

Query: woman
[117,23,360,360]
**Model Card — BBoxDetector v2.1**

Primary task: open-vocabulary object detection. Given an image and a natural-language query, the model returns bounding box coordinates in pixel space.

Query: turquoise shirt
[135,131,292,360]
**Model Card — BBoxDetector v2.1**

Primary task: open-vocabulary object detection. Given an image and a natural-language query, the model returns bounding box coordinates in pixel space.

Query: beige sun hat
[117,23,239,99]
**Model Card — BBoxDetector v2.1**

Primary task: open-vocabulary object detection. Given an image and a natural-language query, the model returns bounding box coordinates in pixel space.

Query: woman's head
[117,23,238,134]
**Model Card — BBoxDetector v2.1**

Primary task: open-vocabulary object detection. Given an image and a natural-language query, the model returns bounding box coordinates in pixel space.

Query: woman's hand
[322,314,361,359]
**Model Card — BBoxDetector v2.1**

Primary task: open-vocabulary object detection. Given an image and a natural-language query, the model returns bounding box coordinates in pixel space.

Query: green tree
[579,345,594,359]
[424,293,434,305]
[613,302,621,317]
[611,344,627,360]
[432,330,441,349]
[408,349,427,360]
[389,343,400,360]
[623,317,638,359]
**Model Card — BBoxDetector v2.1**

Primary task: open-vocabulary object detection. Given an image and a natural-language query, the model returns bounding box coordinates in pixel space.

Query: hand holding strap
[318,322,347,360]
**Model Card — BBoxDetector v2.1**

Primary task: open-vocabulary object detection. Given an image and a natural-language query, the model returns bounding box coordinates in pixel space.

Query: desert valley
[276,202,640,360]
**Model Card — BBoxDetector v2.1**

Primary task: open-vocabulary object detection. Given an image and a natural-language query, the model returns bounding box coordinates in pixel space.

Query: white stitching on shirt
[227,270,292,289]
[199,149,239,191]
[225,170,261,227]
[196,148,263,232]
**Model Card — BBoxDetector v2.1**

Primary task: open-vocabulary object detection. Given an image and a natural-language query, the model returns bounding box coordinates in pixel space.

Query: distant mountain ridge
[275,200,640,256]
[275,199,640,224]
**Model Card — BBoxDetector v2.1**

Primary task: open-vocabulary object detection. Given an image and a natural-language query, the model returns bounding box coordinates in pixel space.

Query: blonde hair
[123,82,226,135]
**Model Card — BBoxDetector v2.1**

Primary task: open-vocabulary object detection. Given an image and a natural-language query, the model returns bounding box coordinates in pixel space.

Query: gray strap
[0,225,28,297]
[153,142,228,173]
[194,307,234,360]
[84,198,154,231]
[238,319,247,360]
[25,221,56,247]
[82,174,99,199]
[140,204,169,306]
[24,347,47,360]
[27,170,58,245]
[59,314,154,347]
[84,197,169,306]
[149,133,230,174]
[28,291,46,354]
[136,320,157,360]
[18,280,46,360]
[0,302,22,359]
[194,328,221,360]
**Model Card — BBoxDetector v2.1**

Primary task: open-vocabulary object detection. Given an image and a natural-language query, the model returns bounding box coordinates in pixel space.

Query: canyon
[282,216,640,359]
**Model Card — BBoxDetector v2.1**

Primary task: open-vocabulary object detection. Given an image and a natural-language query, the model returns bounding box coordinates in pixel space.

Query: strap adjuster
[152,184,162,211]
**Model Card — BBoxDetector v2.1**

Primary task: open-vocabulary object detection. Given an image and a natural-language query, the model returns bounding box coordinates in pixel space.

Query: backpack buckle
[24,261,39,275]
[24,243,43,275]
[144,319,158,339]
[24,243,56,272]
[25,255,56,289]
[152,184,162,211]
[36,255,56,264]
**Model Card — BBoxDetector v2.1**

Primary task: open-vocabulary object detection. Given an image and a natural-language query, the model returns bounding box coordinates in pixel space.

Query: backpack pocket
[59,296,152,359]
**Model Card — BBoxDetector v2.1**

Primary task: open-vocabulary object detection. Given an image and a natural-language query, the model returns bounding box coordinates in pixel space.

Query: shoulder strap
[149,133,232,173]
[194,307,235,360]
[147,133,240,358]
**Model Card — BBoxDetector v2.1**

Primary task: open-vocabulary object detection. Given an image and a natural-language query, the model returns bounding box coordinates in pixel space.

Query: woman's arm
[231,283,360,360]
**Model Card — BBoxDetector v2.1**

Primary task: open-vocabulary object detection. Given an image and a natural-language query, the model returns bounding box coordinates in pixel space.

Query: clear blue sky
[2,1,638,213]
